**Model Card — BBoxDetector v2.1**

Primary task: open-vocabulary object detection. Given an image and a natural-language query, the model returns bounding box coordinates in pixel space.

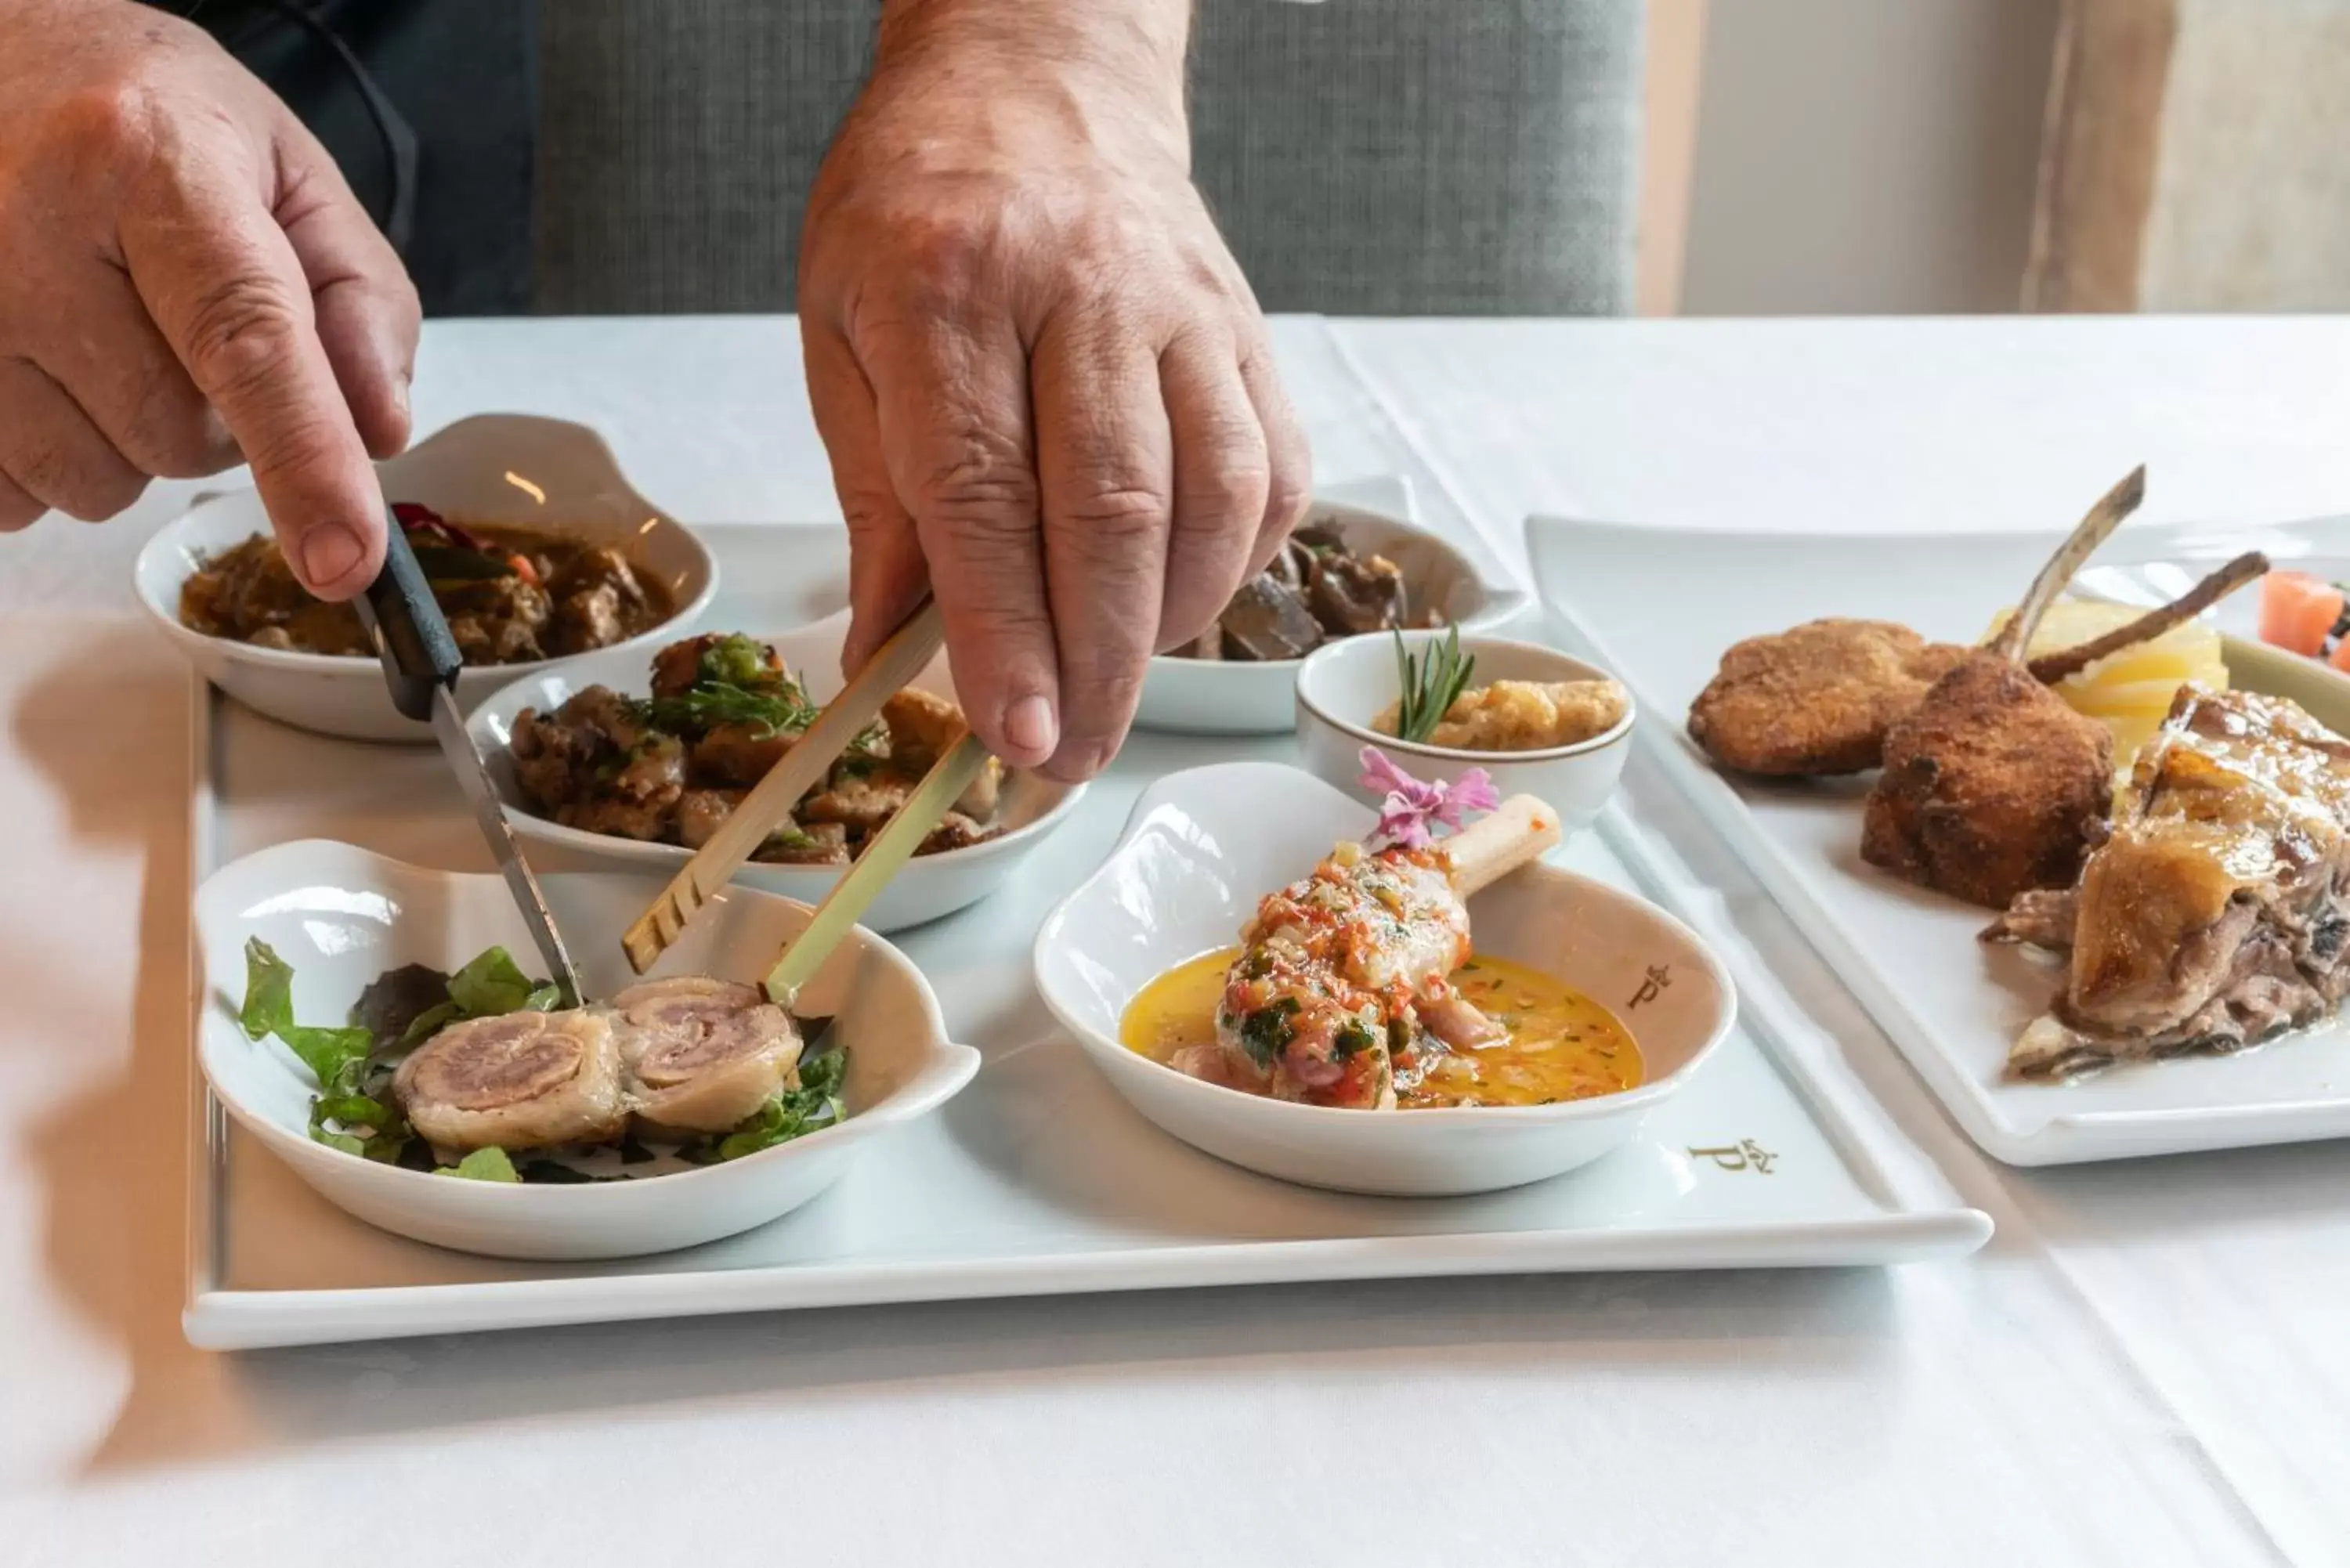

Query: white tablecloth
[1,316,2343,1567]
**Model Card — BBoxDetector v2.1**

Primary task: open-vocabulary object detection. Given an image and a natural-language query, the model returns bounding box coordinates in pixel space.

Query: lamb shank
[1177,796,1561,1109]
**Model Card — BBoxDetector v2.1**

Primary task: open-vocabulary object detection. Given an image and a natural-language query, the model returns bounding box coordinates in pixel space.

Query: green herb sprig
[1390,627,1476,744]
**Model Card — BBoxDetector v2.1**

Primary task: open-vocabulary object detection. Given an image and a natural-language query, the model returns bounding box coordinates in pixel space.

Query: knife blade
[763,728,993,1006]
[352,511,588,1006]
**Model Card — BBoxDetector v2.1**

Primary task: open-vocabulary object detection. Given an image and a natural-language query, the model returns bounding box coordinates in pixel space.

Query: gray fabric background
[535,1,1643,317]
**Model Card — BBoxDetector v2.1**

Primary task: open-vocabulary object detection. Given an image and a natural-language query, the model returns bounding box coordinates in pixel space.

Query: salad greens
[710,1043,848,1162]
[433,1147,521,1183]
[235,939,850,1183]
[237,938,558,1172]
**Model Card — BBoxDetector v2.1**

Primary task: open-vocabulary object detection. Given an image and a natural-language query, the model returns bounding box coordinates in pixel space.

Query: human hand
[0,0,419,597]
[799,2,1311,782]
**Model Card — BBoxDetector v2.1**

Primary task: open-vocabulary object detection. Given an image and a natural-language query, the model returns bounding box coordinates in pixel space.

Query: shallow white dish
[136,413,718,742]
[1294,630,1633,832]
[1134,486,1531,737]
[1032,761,1736,1196]
[468,609,1085,933]
[1528,511,2350,1166]
[193,840,979,1260]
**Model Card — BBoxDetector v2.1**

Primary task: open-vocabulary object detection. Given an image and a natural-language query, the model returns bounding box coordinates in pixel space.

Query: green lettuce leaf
[433,1147,520,1182]
[712,1047,848,1162]
[238,938,373,1089]
[446,947,542,1017]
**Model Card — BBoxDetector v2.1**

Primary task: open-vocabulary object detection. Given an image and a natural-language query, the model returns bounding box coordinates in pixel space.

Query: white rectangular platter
[1527,511,2350,1168]
[184,507,1989,1349]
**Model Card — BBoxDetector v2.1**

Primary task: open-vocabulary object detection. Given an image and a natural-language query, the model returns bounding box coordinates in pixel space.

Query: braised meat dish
[1990,687,2350,1078]
[1170,518,1437,661]
[179,503,673,664]
[508,632,1007,867]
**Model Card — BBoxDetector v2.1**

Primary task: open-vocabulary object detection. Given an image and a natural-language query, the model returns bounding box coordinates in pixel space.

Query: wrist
[874,0,1190,141]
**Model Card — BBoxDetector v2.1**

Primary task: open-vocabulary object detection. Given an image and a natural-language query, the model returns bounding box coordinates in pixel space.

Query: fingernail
[301,524,363,590]
[1005,695,1058,759]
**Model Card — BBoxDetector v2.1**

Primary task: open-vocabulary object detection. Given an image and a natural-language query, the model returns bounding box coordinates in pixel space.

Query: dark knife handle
[352,509,463,722]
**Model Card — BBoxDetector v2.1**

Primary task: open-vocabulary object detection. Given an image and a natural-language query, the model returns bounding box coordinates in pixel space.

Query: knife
[352,511,588,1006]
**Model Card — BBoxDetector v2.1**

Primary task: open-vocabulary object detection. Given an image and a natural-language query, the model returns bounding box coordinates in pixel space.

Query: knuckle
[48,81,167,167]
[1183,443,1271,526]
[1059,483,1168,544]
[913,427,1038,526]
[180,273,304,396]
[120,385,234,479]
[1263,455,1312,532]
[890,209,1000,313]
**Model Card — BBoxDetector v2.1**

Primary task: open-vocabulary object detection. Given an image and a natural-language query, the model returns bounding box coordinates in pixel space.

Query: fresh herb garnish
[645,678,817,739]
[1237,997,1301,1068]
[707,1046,849,1162]
[1390,626,1476,744]
[1332,1020,1378,1060]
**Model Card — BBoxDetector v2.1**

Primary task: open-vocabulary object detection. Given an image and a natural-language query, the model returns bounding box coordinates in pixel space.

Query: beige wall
[1665,0,2059,316]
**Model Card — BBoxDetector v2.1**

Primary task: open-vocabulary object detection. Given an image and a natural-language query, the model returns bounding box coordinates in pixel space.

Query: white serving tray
[1526,512,2350,1168]
[183,495,1989,1350]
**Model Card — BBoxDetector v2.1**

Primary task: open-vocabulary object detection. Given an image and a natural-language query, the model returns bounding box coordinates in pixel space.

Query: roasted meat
[1186,796,1560,1108]
[1990,687,2350,1077]
[1859,467,2143,909]
[609,977,803,1133]
[1688,620,1972,776]
[393,1009,628,1152]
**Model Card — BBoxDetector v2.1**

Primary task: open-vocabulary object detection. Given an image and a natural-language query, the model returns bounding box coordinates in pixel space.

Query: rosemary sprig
[1391,626,1475,743]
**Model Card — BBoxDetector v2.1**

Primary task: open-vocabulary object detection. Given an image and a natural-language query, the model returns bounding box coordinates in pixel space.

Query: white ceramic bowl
[1133,499,1530,735]
[468,609,1085,933]
[1294,630,1635,833]
[193,840,980,1260]
[136,414,719,742]
[1032,762,1737,1195]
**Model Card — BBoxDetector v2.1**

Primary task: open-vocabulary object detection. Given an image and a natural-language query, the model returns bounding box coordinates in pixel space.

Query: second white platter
[1528,511,2350,1167]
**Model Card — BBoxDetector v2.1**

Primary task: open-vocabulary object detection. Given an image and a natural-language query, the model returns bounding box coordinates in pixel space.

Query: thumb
[806,326,928,674]
[274,119,421,461]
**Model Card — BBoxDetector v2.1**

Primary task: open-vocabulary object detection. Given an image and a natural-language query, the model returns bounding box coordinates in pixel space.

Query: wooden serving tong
[620,598,995,1003]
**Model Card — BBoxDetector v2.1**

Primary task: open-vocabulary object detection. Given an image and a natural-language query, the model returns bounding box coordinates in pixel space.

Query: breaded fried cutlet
[1686,619,1971,776]
[1860,655,2113,910]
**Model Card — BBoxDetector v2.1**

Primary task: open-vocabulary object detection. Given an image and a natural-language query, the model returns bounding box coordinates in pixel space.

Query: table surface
[3,315,2347,1567]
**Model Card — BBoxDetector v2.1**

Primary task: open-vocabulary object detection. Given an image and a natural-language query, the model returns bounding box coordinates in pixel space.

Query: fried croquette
[1686,619,1970,776]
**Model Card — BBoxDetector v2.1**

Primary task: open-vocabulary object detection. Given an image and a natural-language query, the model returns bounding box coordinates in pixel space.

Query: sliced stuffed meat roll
[393,1009,627,1152]
[610,976,803,1133]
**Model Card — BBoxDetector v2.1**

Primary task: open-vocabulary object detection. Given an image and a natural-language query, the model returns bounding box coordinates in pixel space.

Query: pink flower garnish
[1357,746,1499,849]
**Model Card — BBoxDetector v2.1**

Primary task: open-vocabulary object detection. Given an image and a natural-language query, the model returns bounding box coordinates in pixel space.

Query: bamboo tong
[620,599,994,1003]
